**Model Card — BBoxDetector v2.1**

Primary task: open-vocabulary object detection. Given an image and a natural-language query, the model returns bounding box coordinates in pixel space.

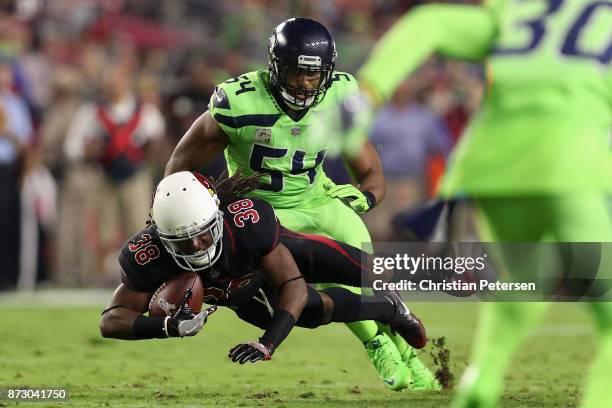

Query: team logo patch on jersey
[254,128,272,143]
[291,127,301,136]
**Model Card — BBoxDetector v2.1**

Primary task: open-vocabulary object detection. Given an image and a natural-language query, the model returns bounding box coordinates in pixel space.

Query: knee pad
[296,288,326,329]
[321,286,360,322]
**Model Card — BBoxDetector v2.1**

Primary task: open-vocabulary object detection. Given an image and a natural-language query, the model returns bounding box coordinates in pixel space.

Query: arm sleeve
[358,4,498,101]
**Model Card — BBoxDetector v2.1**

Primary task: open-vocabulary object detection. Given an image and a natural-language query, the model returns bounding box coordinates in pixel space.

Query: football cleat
[365,333,410,391]
[385,291,428,349]
[402,348,442,391]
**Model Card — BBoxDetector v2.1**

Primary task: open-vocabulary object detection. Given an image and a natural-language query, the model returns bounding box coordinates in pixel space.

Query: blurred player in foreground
[354,0,612,407]
[99,171,427,367]
[165,17,439,390]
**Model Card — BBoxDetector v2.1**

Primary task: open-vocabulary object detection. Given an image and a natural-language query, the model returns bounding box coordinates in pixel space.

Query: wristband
[361,190,376,211]
[259,309,296,351]
[162,316,170,337]
[133,315,179,339]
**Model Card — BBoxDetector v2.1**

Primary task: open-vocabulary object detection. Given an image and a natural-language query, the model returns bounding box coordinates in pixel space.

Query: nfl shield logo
[291,127,301,136]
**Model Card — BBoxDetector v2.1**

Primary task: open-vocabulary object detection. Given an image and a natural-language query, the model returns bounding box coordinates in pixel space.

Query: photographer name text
[372,279,537,292]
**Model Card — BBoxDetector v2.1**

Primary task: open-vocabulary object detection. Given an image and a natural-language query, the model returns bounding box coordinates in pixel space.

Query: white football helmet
[152,171,223,271]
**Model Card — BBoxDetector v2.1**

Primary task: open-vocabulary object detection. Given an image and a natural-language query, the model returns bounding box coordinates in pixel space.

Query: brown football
[148,272,204,317]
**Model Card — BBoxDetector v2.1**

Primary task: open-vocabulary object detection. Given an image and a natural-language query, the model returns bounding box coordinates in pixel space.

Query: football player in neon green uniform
[356,0,612,406]
[165,17,439,391]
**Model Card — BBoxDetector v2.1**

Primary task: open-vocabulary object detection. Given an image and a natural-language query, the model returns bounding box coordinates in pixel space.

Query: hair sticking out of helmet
[152,171,224,271]
[213,170,262,205]
[268,17,337,110]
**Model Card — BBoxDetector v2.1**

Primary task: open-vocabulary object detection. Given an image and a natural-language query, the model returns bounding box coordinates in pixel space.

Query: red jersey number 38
[227,199,260,228]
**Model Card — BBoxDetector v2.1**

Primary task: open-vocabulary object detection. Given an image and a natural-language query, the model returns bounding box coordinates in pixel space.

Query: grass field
[0,293,597,407]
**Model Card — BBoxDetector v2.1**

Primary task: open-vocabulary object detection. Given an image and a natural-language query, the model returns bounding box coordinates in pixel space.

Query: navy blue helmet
[268,17,337,109]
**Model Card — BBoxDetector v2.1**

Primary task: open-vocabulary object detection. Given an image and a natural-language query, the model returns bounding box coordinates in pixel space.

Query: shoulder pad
[209,71,261,110]
[327,71,360,101]
[210,86,231,110]
[224,197,280,256]
[119,228,172,292]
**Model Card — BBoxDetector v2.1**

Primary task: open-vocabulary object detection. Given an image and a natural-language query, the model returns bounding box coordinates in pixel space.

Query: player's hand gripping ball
[148,272,205,317]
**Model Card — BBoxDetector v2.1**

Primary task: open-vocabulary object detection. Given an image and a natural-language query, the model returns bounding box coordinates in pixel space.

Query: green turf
[0,302,596,407]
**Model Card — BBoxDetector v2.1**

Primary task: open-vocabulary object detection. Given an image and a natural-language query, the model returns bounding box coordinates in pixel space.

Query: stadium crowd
[0,0,482,290]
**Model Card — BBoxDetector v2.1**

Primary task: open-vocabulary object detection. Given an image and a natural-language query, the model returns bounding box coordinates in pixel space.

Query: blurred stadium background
[0,0,483,290]
[0,1,598,407]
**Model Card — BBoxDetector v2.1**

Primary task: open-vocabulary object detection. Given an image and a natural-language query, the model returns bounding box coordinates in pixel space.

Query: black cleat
[385,291,427,349]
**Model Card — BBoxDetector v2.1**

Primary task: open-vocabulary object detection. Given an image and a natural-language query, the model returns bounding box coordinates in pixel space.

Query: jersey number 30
[493,0,611,64]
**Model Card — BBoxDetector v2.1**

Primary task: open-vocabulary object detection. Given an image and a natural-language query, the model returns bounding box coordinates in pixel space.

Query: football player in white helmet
[100,171,428,368]
[152,171,223,271]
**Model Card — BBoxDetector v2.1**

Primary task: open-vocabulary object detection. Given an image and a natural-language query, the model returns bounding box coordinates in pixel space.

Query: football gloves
[172,289,217,337]
[176,310,207,337]
[173,302,217,338]
[228,341,275,364]
[324,181,373,213]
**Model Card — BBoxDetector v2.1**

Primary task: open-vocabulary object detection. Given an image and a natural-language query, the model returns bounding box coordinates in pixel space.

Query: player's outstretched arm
[229,244,307,364]
[100,284,209,340]
[164,111,230,176]
[261,243,308,323]
[358,4,497,103]
[99,284,152,340]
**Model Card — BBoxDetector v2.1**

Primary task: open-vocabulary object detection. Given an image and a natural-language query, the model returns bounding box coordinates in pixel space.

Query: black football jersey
[119,197,281,307]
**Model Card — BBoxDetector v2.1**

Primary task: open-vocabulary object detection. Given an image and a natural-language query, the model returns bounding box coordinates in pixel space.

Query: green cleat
[365,333,411,391]
[402,348,442,391]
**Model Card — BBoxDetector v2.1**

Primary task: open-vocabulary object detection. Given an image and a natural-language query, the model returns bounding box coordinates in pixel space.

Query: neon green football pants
[458,195,612,408]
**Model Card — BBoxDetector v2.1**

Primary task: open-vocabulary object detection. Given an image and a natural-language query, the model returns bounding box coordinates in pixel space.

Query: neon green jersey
[359,1,611,195]
[209,69,360,208]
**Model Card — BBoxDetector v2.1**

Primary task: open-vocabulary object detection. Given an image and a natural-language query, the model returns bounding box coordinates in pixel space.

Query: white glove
[176,305,217,337]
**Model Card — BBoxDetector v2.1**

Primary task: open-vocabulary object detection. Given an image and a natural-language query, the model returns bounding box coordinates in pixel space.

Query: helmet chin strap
[280,86,316,110]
